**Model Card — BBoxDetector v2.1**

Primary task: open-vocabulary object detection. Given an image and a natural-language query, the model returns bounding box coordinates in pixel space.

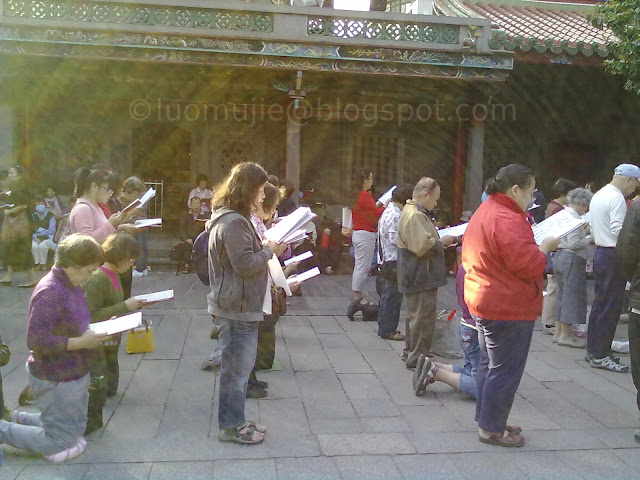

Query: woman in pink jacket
[69,167,139,242]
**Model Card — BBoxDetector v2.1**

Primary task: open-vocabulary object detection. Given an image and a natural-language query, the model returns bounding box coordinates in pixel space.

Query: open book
[134,289,174,303]
[122,187,156,214]
[284,250,313,266]
[531,208,585,245]
[287,267,320,284]
[265,207,315,244]
[378,186,396,205]
[437,223,468,238]
[90,312,142,335]
[134,218,162,228]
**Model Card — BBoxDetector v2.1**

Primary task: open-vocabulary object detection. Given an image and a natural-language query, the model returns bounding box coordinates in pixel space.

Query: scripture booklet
[287,267,320,284]
[437,223,468,238]
[134,289,174,303]
[265,207,315,244]
[90,312,142,335]
[134,218,162,228]
[377,186,396,205]
[122,187,156,214]
[531,208,585,245]
[284,250,313,266]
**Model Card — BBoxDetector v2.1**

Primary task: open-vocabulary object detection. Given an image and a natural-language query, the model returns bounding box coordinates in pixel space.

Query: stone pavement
[1,270,639,480]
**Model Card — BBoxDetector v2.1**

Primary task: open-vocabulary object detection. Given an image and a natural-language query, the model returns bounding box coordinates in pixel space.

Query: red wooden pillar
[451,121,466,223]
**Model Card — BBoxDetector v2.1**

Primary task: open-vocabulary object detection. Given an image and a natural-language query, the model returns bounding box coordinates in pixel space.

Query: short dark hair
[55,234,104,268]
[189,196,202,206]
[101,233,140,264]
[551,178,578,200]
[281,179,295,197]
[267,175,280,187]
[485,164,535,195]
[263,182,281,213]
[392,183,414,205]
[210,162,268,218]
[195,174,209,186]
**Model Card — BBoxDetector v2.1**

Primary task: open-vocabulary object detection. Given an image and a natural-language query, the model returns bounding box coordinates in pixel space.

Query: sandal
[413,354,436,396]
[218,424,264,445]
[505,425,522,436]
[245,420,267,433]
[479,432,525,448]
[380,332,405,341]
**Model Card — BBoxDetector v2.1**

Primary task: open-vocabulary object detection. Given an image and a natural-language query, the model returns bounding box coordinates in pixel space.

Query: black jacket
[617,199,640,309]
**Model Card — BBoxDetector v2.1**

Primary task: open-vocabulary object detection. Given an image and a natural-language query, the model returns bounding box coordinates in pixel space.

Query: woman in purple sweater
[0,234,107,463]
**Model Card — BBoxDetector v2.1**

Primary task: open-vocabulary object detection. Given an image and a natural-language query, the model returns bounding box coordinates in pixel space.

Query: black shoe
[246,385,268,399]
[347,298,363,321]
[84,418,103,435]
[249,377,269,389]
[635,430,640,444]
[585,352,593,363]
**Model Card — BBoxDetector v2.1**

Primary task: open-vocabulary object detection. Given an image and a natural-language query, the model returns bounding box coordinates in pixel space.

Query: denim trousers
[452,323,480,399]
[587,247,627,358]
[475,319,534,433]
[377,277,403,336]
[217,317,259,430]
[135,230,149,272]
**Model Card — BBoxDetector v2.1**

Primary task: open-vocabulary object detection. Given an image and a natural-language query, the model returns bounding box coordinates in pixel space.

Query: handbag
[0,340,10,367]
[270,286,287,316]
[125,319,154,354]
[1,210,29,242]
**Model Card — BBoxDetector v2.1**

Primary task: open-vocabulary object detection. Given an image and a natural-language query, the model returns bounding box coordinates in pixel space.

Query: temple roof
[433,0,614,57]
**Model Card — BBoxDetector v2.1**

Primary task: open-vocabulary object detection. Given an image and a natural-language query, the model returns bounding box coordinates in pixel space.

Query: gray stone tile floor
[0,271,639,479]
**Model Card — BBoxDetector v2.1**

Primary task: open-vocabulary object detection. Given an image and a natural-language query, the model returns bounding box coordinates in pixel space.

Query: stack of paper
[265,207,315,244]
[267,254,292,296]
[531,209,585,245]
[90,312,142,335]
[378,186,396,205]
[437,223,468,238]
[122,187,156,214]
[134,289,174,303]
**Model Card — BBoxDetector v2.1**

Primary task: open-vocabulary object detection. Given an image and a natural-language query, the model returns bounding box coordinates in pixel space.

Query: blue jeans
[475,319,534,433]
[377,277,403,336]
[217,318,259,430]
[135,230,149,272]
[452,323,480,399]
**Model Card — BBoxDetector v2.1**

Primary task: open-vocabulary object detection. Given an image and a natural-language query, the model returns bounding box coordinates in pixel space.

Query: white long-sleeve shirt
[589,184,627,247]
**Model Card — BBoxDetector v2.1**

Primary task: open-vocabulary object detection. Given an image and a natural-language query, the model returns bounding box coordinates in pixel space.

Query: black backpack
[192,230,210,286]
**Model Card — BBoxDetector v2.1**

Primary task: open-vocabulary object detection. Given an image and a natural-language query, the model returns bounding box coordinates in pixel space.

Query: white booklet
[437,223,468,238]
[378,186,396,205]
[90,312,142,335]
[284,250,313,266]
[341,207,352,230]
[267,254,292,296]
[287,267,320,284]
[531,208,585,245]
[122,187,156,214]
[265,207,315,244]
[282,229,307,244]
[134,218,162,228]
[134,289,174,303]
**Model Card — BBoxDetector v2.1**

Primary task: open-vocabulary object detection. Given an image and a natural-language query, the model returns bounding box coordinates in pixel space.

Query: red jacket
[461,193,546,321]
[352,190,384,232]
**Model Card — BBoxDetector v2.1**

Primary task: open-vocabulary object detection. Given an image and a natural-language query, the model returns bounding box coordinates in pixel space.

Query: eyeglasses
[99,185,114,196]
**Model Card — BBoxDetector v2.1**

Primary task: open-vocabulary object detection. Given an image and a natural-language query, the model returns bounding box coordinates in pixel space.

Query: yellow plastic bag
[125,319,154,354]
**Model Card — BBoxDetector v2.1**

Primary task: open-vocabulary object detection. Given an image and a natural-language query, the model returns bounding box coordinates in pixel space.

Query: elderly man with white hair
[586,163,640,372]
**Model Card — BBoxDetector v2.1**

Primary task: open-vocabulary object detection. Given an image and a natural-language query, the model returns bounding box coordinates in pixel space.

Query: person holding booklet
[349,168,388,305]
[0,234,107,463]
[551,188,594,348]
[462,164,559,448]
[207,162,286,445]
[82,232,148,434]
[121,177,150,278]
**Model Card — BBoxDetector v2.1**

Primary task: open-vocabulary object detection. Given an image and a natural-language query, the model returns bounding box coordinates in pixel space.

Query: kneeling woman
[0,234,107,462]
[82,232,146,434]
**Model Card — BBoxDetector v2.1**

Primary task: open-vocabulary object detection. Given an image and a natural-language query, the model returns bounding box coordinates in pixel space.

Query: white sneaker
[132,269,148,277]
[44,437,87,463]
